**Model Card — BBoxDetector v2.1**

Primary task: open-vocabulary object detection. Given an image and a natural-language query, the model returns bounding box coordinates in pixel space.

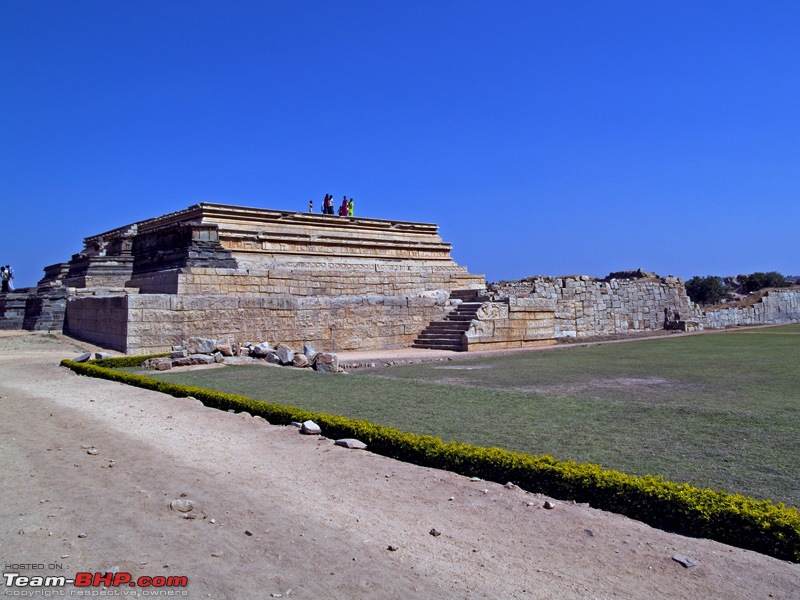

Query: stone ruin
[137,337,342,373]
[2,202,798,353]
[7,203,487,354]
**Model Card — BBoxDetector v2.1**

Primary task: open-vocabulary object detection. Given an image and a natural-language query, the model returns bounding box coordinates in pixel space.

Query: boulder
[275,343,295,365]
[250,342,272,358]
[335,438,367,450]
[94,352,112,360]
[154,358,173,371]
[170,349,188,359]
[300,420,321,435]
[303,344,319,361]
[265,351,282,364]
[292,353,309,368]
[213,351,224,363]
[215,341,234,357]
[172,354,215,367]
[142,357,173,370]
[315,352,339,373]
[186,337,217,355]
[170,498,194,513]
[74,352,92,363]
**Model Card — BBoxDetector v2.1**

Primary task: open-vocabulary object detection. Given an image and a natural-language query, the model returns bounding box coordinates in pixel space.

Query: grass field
[150,325,800,508]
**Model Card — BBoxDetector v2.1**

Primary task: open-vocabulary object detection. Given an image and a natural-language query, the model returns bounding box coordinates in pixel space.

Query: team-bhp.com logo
[3,571,188,596]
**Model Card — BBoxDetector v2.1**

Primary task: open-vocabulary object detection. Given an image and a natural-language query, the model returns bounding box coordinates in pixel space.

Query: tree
[739,271,792,293]
[685,275,732,306]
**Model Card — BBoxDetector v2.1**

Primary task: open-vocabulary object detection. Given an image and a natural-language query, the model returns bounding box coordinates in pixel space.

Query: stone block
[314,352,339,372]
[172,354,215,366]
[275,343,295,365]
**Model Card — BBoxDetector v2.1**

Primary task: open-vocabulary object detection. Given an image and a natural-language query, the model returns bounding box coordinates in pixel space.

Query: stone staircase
[412,289,487,351]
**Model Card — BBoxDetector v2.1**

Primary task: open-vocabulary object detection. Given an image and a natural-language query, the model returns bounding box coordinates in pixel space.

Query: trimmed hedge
[93,354,170,368]
[61,359,800,563]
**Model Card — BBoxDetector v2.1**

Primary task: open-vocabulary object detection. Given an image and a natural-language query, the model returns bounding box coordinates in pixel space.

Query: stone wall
[0,288,68,332]
[0,292,28,330]
[22,287,69,331]
[699,289,800,329]
[132,264,481,298]
[463,298,556,350]
[65,291,456,355]
[491,276,693,339]
[64,295,129,351]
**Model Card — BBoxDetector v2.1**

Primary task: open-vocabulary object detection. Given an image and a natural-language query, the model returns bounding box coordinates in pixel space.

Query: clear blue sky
[2,1,799,288]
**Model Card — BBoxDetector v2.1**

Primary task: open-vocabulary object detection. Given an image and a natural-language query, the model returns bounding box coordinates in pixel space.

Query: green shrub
[93,354,170,368]
[739,271,793,293]
[61,359,800,563]
[685,275,732,305]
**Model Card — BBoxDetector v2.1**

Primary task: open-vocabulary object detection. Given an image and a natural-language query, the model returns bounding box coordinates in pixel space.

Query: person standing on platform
[308,200,313,212]
[323,194,334,214]
[338,196,348,216]
[348,197,354,217]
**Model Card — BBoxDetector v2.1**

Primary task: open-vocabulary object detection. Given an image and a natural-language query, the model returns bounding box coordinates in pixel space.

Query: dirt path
[1,331,798,599]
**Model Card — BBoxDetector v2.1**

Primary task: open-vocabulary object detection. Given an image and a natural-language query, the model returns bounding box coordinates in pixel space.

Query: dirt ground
[1,331,798,599]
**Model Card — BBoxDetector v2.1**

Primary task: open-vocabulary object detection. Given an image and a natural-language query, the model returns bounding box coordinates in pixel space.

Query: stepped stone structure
[3,202,798,354]
[19,203,487,354]
[413,290,556,351]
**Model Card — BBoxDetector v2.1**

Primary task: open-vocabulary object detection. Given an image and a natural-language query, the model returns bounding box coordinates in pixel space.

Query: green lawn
[150,325,800,508]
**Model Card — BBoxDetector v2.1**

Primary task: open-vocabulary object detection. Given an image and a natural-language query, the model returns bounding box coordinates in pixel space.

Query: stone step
[412,341,464,351]
[411,290,487,352]
[427,321,472,329]
[423,329,470,338]
[415,332,463,341]
[449,289,485,301]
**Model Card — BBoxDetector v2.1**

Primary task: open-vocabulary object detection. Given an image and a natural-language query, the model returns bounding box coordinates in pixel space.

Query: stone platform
[23,203,488,354]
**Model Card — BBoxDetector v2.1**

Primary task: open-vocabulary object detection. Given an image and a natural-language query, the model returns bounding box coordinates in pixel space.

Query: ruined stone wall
[463,298,556,350]
[491,276,693,339]
[0,292,28,330]
[66,292,455,355]
[22,287,69,331]
[0,288,68,332]
[699,289,800,329]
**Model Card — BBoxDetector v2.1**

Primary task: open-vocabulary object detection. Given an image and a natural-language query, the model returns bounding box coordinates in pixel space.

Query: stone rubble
[132,336,342,373]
